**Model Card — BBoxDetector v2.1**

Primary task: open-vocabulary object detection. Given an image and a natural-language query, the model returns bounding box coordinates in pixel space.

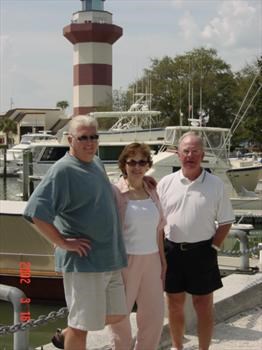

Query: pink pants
[109,252,164,350]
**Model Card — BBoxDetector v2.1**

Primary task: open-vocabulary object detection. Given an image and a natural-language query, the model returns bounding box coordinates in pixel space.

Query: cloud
[1,30,73,112]
[0,34,9,53]
[113,0,261,89]
[1,0,261,113]
[201,0,258,48]
[170,0,186,8]
[178,11,200,43]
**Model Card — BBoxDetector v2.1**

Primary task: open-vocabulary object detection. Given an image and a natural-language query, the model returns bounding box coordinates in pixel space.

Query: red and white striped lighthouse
[63,0,122,116]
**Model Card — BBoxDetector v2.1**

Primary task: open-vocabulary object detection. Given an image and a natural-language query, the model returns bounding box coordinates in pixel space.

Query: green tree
[0,118,17,147]
[56,100,69,111]
[112,48,261,147]
[231,57,262,150]
[128,48,237,128]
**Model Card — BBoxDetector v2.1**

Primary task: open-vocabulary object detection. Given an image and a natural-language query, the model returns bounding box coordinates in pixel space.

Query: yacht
[13,93,164,184]
[16,135,70,194]
[91,92,165,179]
[0,200,63,302]
[227,157,262,194]
[0,131,59,176]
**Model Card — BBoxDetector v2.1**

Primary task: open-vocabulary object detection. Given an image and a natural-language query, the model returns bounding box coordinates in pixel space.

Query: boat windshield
[40,146,69,162]
[21,135,35,144]
[21,134,57,145]
[164,126,231,159]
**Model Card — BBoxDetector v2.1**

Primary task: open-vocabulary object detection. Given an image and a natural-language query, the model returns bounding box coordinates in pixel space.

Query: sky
[0,0,261,115]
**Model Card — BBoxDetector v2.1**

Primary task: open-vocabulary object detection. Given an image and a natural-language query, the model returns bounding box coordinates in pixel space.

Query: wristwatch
[211,244,221,252]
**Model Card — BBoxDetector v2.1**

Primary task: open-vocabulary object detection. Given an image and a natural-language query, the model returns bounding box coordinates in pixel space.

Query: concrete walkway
[182,305,262,350]
[38,271,262,350]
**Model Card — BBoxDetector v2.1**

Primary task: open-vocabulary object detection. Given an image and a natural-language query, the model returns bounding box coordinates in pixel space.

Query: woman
[109,142,166,350]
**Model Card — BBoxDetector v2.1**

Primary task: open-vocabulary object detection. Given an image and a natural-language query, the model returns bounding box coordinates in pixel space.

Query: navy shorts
[164,238,223,295]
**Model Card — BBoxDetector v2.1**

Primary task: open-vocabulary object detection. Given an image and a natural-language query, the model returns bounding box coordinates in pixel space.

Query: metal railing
[0,284,29,350]
[221,224,261,272]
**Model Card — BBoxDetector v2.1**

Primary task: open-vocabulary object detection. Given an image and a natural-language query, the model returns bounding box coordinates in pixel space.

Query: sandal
[51,328,64,349]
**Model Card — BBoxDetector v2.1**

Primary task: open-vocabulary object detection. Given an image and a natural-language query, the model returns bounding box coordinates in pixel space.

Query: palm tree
[0,118,17,177]
[56,100,69,112]
[0,118,17,147]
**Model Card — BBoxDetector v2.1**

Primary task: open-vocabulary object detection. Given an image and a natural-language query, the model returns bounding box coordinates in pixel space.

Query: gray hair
[68,115,98,134]
[178,131,204,149]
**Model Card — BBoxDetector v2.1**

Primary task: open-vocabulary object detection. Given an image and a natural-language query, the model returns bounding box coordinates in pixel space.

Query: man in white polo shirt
[157,131,235,350]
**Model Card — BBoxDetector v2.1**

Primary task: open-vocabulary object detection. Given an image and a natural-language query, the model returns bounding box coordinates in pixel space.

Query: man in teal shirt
[24,115,127,350]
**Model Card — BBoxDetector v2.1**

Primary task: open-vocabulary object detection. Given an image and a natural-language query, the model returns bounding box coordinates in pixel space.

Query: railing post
[258,242,262,272]
[22,151,33,200]
[238,232,249,270]
[0,284,29,350]
[229,225,253,271]
[3,146,7,178]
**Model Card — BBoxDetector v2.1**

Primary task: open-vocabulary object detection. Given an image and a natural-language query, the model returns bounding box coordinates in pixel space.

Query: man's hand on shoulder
[143,175,157,189]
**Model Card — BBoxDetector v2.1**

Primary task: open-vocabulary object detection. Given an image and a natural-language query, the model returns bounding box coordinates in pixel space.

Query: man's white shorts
[63,270,127,331]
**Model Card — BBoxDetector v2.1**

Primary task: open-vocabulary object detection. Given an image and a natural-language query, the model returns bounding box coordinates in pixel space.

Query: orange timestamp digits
[19,261,31,322]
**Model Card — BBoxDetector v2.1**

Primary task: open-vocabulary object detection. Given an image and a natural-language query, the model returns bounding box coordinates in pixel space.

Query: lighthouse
[63,0,122,116]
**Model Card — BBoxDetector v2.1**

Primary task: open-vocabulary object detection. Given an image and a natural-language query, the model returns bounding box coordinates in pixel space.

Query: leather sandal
[51,328,64,349]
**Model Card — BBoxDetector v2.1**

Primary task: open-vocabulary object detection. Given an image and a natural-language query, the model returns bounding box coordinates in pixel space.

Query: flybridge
[90,92,162,132]
[163,125,232,163]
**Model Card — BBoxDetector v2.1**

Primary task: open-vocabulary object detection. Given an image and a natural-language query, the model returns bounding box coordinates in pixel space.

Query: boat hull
[0,200,65,302]
[0,272,65,304]
[231,196,262,210]
[227,163,262,193]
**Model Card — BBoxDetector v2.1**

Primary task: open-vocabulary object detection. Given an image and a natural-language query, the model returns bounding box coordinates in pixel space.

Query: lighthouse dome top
[81,0,105,11]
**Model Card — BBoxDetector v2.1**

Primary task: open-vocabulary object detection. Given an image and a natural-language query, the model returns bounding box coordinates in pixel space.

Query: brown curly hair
[118,143,153,177]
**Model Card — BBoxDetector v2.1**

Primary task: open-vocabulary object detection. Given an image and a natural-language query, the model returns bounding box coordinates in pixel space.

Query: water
[0,177,22,201]
[0,301,67,349]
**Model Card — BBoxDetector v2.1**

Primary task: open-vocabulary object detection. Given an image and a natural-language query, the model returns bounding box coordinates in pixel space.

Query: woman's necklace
[127,182,149,200]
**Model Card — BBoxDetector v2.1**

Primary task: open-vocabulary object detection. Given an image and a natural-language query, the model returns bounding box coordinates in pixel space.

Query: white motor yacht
[0,131,59,176]
[90,92,165,180]
[227,157,262,193]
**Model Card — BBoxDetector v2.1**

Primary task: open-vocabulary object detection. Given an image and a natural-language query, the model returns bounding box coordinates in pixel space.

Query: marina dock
[36,268,262,350]
[1,200,261,349]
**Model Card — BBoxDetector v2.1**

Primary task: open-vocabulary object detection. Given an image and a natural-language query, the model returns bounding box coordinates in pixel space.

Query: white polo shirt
[157,169,235,243]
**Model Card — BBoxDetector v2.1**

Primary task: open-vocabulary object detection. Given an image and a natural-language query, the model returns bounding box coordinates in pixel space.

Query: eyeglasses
[72,134,99,142]
[180,149,202,156]
[126,159,148,167]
